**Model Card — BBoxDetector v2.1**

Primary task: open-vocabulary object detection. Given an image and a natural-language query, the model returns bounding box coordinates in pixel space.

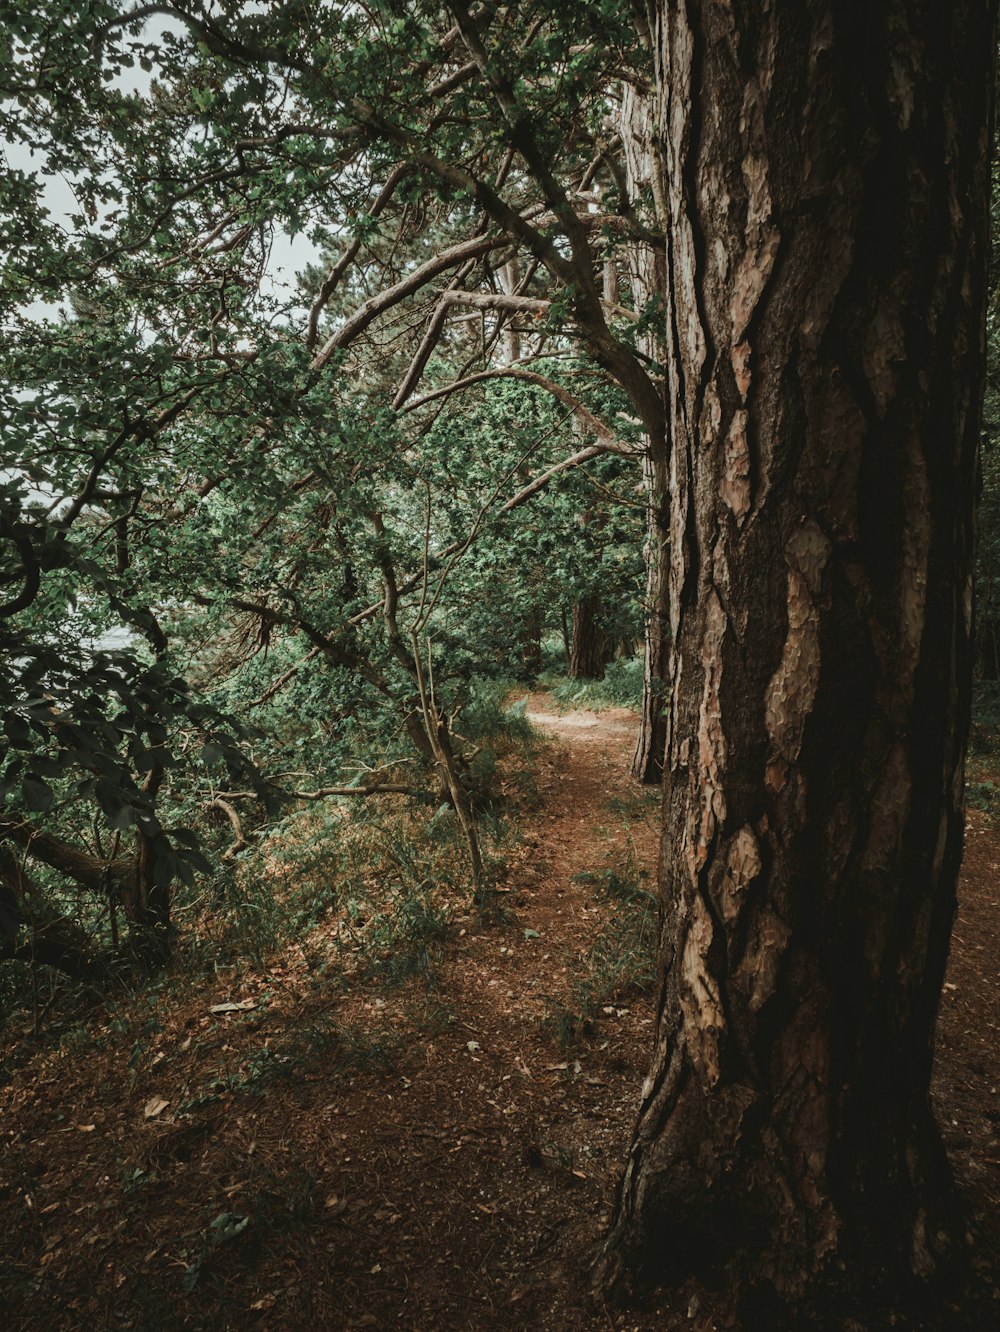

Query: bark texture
[620,82,671,783]
[600,0,995,1317]
[569,592,611,679]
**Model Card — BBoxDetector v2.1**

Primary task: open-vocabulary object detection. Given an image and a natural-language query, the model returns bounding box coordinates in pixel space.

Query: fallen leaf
[209,999,258,1014]
[143,1097,169,1120]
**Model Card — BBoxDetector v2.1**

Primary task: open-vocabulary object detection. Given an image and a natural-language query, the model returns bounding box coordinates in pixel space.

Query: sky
[1,12,319,326]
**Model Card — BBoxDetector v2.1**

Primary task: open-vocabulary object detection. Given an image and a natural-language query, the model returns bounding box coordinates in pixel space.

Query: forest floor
[1,695,998,1330]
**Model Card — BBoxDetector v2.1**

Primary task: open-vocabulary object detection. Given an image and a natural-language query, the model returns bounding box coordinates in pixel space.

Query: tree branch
[306,162,411,350]
[312,232,507,369]
[0,820,133,894]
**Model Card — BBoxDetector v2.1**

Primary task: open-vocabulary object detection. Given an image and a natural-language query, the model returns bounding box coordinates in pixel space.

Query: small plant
[457,677,537,744]
[549,842,657,1049]
[334,1019,403,1073]
[571,865,654,908]
[967,779,998,813]
[605,789,660,819]
[352,889,451,983]
[120,1163,155,1195]
[180,1210,251,1293]
[575,896,657,1014]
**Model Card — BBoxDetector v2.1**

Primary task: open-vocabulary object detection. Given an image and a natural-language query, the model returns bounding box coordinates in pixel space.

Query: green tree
[3,4,996,1320]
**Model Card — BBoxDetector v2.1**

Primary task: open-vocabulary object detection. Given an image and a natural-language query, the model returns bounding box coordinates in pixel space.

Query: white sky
[2,14,319,325]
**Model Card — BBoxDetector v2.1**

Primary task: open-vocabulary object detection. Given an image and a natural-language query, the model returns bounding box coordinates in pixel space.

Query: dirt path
[0,694,675,1330]
[1,697,997,1330]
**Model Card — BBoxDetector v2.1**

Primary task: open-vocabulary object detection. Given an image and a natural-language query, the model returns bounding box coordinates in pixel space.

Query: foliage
[546,838,656,1049]
[0,0,661,979]
[543,655,646,712]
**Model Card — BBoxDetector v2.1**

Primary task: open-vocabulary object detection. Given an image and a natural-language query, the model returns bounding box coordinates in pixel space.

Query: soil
[0,695,997,1330]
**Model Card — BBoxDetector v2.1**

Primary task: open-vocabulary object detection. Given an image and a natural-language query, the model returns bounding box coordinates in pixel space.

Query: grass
[342,887,452,984]
[0,696,539,1113]
[457,676,537,744]
[967,685,1000,823]
[546,840,658,1050]
[605,788,660,819]
[539,655,646,712]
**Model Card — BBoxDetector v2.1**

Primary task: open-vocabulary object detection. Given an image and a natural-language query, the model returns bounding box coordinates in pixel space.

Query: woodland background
[1,4,999,1328]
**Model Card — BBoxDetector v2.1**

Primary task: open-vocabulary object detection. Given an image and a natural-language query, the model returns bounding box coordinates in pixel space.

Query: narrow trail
[325,693,666,1328]
[3,697,998,1329]
[0,694,674,1331]
[522,692,657,896]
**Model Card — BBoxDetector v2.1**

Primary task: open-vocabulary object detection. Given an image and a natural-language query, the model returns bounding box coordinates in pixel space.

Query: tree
[596,0,997,1322]
[4,3,996,1316]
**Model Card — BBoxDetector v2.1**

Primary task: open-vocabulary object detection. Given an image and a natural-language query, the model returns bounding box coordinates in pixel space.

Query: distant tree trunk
[519,605,543,675]
[598,0,994,1320]
[569,593,610,679]
[121,765,171,964]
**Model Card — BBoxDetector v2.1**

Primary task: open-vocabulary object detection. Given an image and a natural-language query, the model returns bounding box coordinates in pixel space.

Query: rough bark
[599,0,995,1320]
[630,452,670,782]
[620,81,671,784]
[0,819,133,894]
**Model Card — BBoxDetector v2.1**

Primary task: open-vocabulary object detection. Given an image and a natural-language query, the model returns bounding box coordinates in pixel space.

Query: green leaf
[3,716,31,747]
[209,1212,249,1244]
[21,775,53,812]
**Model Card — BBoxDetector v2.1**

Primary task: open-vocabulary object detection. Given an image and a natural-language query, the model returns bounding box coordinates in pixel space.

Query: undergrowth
[967,684,1000,823]
[545,836,657,1050]
[539,656,645,712]
[1,680,535,1063]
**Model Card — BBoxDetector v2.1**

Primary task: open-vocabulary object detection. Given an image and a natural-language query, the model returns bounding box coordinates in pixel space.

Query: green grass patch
[539,656,646,712]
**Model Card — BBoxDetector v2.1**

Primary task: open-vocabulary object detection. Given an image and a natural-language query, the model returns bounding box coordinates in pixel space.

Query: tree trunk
[120,765,172,964]
[0,849,105,982]
[519,604,543,675]
[631,454,670,782]
[569,592,610,679]
[620,81,671,784]
[599,0,994,1320]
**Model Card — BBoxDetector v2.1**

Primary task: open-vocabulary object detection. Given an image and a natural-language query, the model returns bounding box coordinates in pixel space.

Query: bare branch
[392,260,479,409]
[208,798,249,861]
[312,233,507,369]
[287,783,429,801]
[439,290,551,318]
[306,162,411,351]
[404,366,638,453]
